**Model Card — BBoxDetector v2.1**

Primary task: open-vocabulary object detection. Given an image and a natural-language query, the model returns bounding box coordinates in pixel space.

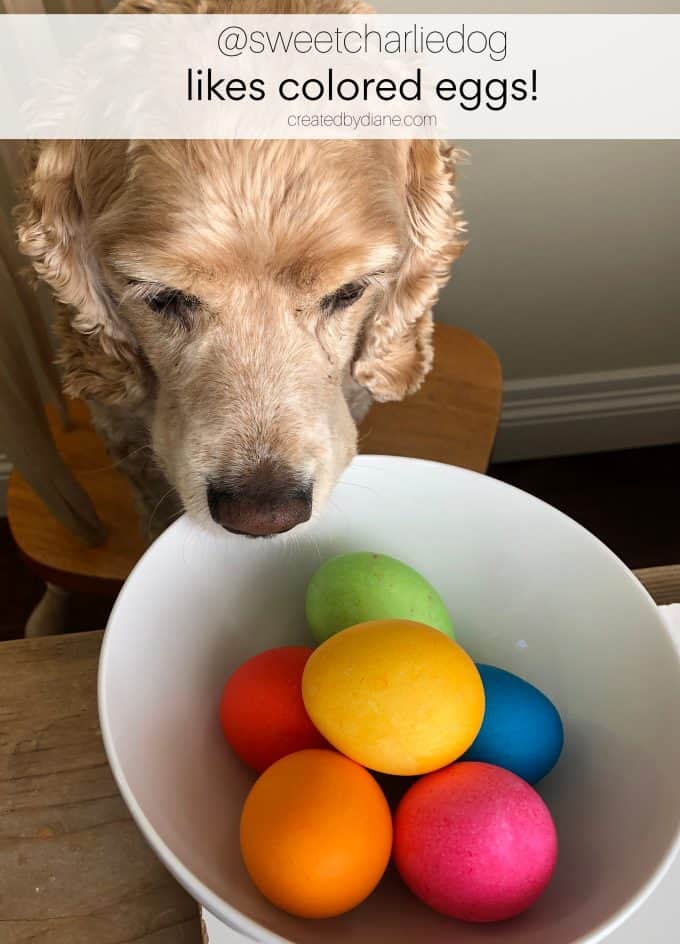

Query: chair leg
[25,583,70,638]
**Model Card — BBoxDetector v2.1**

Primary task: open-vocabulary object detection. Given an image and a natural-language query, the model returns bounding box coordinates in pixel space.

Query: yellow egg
[302,620,485,776]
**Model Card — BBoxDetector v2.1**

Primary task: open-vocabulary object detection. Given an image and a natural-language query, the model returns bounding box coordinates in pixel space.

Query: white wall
[442,140,680,380]
[382,0,680,457]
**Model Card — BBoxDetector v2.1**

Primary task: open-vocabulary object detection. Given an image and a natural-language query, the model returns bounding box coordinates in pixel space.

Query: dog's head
[17,137,463,537]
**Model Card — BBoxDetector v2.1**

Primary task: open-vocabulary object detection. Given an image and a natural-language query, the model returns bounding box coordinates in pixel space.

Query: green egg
[305,552,454,645]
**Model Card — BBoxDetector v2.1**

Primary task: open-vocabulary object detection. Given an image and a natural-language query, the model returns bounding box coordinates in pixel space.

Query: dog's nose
[207,462,312,537]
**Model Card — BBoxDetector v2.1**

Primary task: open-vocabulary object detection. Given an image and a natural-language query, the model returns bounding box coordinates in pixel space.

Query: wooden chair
[7,324,502,634]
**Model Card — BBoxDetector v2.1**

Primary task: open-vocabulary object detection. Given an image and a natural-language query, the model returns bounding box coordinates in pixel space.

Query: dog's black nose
[207,462,312,537]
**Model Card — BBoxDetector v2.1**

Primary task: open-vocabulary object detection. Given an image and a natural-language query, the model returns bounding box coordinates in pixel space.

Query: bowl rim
[98,454,680,944]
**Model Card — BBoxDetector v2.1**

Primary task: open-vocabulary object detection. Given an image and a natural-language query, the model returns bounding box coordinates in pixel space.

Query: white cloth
[201,908,255,943]
[202,606,680,943]
[660,604,680,646]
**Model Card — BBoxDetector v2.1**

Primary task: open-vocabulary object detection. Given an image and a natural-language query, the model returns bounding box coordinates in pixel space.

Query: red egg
[394,761,558,922]
[220,646,327,772]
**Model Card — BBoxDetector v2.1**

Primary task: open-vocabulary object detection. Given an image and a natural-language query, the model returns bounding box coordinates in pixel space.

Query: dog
[17,0,464,541]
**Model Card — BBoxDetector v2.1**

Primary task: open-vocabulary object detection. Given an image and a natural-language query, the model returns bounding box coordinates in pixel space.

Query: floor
[1,442,679,643]
[489,443,680,570]
[0,518,115,643]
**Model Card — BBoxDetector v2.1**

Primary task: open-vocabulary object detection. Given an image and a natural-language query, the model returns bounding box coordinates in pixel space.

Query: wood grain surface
[633,565,680,606]
[7,399,145,589]
[0,631,200,944]
[8,325,502,591]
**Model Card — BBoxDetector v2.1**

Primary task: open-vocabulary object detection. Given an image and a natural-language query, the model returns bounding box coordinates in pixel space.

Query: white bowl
[99,456,680,944]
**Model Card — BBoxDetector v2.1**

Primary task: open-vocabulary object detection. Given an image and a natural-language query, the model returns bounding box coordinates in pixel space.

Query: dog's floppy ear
[352,140,464,402]
[16,140,148,407]
[17,141,115,335]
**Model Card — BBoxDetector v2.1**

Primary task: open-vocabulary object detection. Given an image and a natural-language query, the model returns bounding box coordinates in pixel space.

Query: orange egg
[240,749,392,918]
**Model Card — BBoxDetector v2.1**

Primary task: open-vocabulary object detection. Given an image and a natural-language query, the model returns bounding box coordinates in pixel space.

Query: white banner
[0,13,679,139]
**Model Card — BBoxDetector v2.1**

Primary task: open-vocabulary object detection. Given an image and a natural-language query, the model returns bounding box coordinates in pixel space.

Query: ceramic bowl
[99,456,680,944]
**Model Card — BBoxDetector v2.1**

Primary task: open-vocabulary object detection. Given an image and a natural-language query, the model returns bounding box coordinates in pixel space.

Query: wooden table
[0,632,200,944]
[2,566,678,943]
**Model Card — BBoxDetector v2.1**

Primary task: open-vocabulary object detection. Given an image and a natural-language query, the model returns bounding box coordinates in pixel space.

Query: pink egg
[393,761,558,922]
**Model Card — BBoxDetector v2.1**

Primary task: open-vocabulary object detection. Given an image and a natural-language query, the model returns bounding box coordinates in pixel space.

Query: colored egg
[302,620,484,775]
[463,664,564,784]
[220,647,327,773]
[394,761,558,923]
[305,552,454,644]
[240,749,392,918]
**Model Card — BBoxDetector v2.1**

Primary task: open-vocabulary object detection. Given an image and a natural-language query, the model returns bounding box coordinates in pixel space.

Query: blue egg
[463,664,564,784]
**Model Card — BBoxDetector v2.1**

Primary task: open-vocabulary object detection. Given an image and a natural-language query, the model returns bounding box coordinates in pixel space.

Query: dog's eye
[321,281,366,314]
[145,287,199,324]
